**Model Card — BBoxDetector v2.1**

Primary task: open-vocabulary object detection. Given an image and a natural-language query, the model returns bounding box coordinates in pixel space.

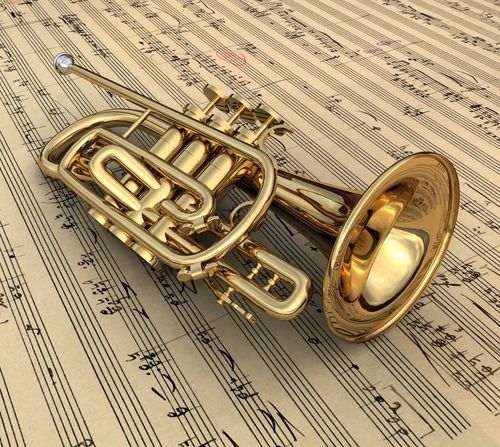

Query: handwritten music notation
[0,0,498,446]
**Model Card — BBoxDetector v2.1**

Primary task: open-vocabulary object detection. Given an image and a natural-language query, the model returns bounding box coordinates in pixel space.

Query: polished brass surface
[39,52,460,342]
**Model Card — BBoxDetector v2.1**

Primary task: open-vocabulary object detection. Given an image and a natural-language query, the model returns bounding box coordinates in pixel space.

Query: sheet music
[0,0,498,445]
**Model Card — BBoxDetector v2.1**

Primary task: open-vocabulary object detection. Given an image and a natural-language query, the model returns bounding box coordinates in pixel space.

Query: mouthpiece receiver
[53,52,74,75]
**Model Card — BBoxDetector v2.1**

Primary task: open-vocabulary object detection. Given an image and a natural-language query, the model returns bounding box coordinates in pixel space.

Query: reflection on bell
[39,52,460,343]
[357,228,426,309]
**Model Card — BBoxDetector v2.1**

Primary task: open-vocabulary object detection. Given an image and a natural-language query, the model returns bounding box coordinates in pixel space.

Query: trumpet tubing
[39,52,459,342]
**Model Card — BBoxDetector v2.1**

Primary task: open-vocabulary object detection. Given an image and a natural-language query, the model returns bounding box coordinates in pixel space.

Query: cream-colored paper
[0,0,498,446]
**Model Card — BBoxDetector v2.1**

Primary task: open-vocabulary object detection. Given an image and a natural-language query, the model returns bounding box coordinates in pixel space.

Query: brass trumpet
[39,53,459,342]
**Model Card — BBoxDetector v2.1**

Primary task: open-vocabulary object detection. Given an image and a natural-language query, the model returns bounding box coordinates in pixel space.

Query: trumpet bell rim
[323,152,459,343]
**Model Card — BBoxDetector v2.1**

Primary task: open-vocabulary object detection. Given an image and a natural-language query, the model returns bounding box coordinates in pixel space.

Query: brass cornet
[39,53,459,342]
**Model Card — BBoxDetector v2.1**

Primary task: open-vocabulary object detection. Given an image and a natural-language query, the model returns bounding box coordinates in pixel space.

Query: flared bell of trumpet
[248,152,459,342]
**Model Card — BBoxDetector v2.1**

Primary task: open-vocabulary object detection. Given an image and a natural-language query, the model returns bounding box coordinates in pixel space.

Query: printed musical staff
[0,0,497,445]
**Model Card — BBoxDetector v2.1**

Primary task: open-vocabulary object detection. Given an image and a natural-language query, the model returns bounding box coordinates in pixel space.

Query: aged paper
[0,0,499,446]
